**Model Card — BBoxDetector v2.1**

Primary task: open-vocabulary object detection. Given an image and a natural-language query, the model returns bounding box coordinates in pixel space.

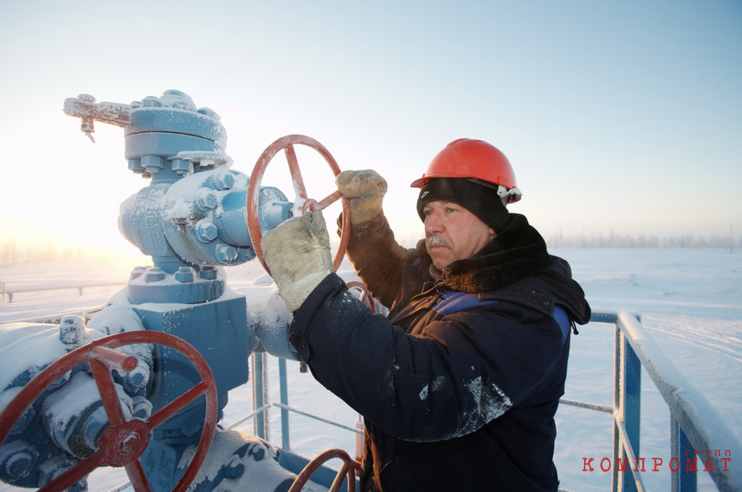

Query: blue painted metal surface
[252,352,268,441]
[672,420,698,492]
[279,358,291,452]
[613,326,643,492]
[106,91,293,491]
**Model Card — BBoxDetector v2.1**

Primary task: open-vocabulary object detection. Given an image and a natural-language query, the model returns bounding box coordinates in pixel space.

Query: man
[261,138,591,491]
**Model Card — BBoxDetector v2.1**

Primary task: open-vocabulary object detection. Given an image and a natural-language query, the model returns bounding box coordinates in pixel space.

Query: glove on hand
[261,209,333,312]
[335,169,388,224]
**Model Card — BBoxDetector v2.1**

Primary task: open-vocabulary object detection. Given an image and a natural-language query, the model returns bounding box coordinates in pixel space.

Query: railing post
[624,336,642,491]
[614,323,642,491]
[252,352,270,440]
[671,418,697,492]
[279,357,291,451]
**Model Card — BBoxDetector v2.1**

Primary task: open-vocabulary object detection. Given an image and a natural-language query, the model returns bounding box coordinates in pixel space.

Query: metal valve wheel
[247,134,351,275]
[346,281,377,314]
[0,331,218,492]
[288,448,360,492]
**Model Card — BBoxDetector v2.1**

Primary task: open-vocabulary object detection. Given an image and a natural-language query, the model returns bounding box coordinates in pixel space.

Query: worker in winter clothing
[261,138,591,492]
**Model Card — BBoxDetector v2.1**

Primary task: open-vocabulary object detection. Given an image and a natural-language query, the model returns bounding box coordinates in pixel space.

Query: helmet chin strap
[497,185,522,205]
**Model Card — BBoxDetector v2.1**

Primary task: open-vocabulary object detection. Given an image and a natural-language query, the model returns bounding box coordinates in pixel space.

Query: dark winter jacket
[289,213,591,492]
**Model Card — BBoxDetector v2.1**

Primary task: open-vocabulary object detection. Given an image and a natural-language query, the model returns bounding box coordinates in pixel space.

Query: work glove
[261,209,333,312]
[335,169,388,224]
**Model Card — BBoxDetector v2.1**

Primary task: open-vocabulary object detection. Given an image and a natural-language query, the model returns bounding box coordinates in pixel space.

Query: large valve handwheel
[247,134,352,274]
[288,448,360,492]
[0,331,218,492]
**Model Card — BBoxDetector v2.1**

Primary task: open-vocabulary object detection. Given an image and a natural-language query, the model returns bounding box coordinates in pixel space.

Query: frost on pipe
[247,134,351,274]
[63,94,132,142]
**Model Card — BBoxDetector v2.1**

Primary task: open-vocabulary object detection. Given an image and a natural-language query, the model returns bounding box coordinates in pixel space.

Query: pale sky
[1,0,740,258]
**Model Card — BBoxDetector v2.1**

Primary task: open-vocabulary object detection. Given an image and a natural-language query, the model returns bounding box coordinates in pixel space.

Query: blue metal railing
[559,311,742,492]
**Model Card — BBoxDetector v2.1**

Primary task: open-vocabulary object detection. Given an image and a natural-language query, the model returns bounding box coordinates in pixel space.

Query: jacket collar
[434,214,553,293]
[414,213,591,324]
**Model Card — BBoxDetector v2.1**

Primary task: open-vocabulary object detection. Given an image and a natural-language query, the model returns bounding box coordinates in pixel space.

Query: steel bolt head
[128,158,144,174]
[4,451,35,479]
[144,268,166,283]
[174,266,196,283]
[129,266,147,280]
[59,316,85,345]
[131,396,153,420]
[214,170,235,190]
[124,366,147,388]
[250,446,265,462]
[171,159,190,176]
[225,462,245,479]
[216,244,238,264]
[195,220,218,244]
[160,90,196,111]
[197,107,221,121]
[195,190,218,212]
[141,96,162,107]
[142,155,164,174]
[199,266,218,280]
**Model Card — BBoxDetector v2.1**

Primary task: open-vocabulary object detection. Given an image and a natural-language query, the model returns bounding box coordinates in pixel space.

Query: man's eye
[446,207,457,213]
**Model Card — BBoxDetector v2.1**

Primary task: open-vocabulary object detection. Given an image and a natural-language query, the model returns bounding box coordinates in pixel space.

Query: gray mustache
[427,236,447,247]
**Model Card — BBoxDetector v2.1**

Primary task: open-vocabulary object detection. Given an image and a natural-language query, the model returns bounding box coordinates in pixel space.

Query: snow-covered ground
[1,248,740,492]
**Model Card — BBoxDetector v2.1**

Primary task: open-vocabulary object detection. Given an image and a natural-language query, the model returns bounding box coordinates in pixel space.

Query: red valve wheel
[0,331,218,492]
[247,134,351,275]
[288,448,360,492]
[346,281,377,314]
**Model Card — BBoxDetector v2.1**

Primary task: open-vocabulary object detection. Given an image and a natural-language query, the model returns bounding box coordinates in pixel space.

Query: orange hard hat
[410,138,522,203]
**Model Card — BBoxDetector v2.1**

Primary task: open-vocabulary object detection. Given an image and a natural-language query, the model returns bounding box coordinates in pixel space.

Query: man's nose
[424,210,443,234]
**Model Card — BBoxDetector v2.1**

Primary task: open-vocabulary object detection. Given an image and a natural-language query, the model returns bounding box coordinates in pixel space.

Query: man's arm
[335,169,430,309]
[342,213,426,310]
[290,273,568,443]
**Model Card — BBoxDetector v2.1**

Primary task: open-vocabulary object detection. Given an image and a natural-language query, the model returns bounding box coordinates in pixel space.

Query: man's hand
[261,209,333,312]
[336,169,388,224]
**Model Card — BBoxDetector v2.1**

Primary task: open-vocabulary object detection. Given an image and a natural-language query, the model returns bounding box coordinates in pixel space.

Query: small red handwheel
[0,331,218,492]
[288,448,360,492]
[346,281,377,314]
[247,134,351,275]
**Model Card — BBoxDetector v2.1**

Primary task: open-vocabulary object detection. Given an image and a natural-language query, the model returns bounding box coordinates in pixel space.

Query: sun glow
[0,112,149,266]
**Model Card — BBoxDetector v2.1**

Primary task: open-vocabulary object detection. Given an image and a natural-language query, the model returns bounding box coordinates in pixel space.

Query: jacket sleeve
[290,273,569,443]
[340,214,428,309]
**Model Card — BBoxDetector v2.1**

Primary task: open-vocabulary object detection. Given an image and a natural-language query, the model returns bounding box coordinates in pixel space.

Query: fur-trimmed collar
[417,214,553,293]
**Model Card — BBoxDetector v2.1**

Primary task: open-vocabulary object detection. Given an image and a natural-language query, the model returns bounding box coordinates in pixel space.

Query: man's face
[423,200,496,270]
